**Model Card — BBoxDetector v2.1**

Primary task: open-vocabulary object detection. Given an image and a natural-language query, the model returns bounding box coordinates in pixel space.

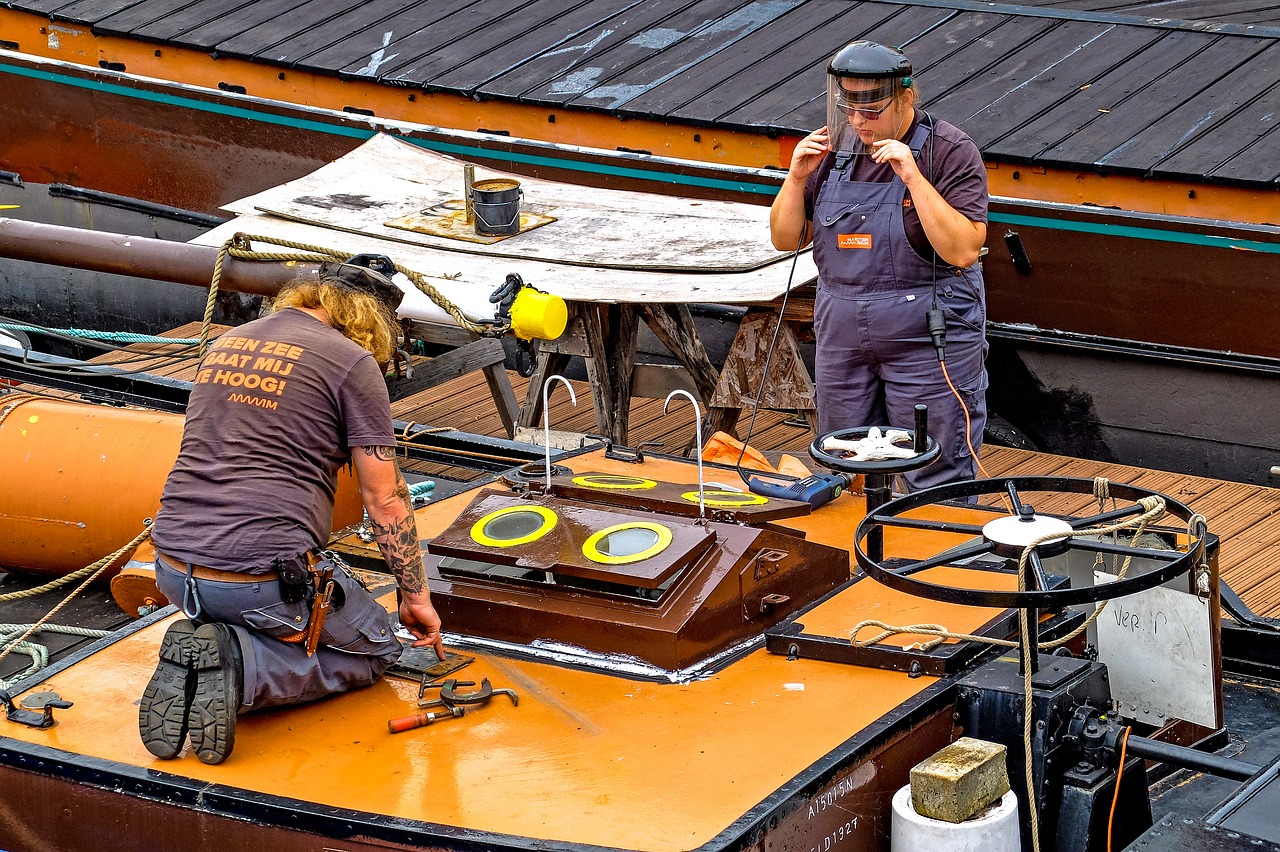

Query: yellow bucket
[509,287,567,341]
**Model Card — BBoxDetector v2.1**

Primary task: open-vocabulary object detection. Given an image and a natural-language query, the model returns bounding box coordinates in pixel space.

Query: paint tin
[469,178,522,236]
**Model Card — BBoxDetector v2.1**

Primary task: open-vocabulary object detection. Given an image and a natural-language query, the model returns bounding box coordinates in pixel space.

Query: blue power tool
[745,471,852,508]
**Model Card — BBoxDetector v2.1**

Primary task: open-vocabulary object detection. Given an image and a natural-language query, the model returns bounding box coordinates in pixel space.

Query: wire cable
[732,226,809,486]
[1108,726,1132,852]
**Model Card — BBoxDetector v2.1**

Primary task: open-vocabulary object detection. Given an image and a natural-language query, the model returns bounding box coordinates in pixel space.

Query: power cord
[732,225,809,487]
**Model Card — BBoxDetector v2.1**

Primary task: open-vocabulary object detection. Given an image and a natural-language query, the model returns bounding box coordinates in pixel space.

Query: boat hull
[3,52,1278,486]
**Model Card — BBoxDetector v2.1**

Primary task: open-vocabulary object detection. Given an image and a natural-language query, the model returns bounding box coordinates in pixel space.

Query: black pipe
[46,185,226,228]
[1125,734,1261,781]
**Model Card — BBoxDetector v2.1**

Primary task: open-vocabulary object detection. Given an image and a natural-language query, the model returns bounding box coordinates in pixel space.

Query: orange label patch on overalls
[838,233,873,250]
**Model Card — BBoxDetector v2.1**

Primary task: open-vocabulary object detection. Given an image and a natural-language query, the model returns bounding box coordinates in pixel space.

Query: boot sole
[187,623,239,765]
[138,618,198,760]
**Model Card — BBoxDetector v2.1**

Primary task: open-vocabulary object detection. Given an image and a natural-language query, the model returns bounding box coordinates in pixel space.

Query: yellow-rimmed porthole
[583,522,673,565]
[471,504,557,547]
[681,489,768,508]
[571,474,657,491]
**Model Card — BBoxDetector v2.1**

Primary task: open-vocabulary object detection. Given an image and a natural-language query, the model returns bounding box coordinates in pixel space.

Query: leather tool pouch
[274,554,312,604]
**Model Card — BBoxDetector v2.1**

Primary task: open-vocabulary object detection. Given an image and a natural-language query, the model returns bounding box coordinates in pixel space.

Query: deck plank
[985,27,1205,161]
[429,0,642,94]
[1088,37,1276,170]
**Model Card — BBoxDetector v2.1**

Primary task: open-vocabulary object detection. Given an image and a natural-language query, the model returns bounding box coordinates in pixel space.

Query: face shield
[826,76,901,154]
[824,41,913,155]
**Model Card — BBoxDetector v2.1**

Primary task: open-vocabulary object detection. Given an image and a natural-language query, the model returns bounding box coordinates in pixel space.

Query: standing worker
[770,40,989,489]
[139,254,446,765]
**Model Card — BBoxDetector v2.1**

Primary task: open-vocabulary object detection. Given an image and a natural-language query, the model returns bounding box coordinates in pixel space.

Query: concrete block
[909,737,1011,823]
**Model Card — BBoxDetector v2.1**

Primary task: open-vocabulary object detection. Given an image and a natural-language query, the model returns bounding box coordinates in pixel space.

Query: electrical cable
[731,225,809,487]
[1107,726,1132,852]
[920,110,994,484]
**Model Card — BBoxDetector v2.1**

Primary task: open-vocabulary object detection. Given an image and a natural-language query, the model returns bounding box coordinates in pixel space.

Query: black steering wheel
[852,476,1209,610]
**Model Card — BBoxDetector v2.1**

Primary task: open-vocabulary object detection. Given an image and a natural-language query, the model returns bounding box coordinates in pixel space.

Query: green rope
[0,625,111,689]
[0,523,153,672]
[0,324,199,345]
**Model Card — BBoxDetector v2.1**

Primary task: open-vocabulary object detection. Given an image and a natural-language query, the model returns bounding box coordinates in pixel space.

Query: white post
[542,374,577,492]
[663,389,706,519]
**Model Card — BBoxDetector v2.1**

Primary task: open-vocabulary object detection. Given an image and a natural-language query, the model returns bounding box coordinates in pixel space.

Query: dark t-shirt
[804,111,988,262]
[153,308,395,569]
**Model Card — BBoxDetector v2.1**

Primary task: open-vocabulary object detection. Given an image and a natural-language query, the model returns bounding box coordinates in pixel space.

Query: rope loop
[200,233,507,345]
[0,522,153,671]
[1188,512,1212,600]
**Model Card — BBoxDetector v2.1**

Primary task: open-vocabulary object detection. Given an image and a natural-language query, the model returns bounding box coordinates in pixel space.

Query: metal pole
[1125,735,1262,781]
[0,217,318,296]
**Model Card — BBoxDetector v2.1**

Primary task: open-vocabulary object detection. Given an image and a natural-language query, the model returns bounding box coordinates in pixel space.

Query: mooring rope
[0,624,112,688]
[0,393,38,429]
[202,233,502,354]
[0,323,199,345]
[0,523,153,674]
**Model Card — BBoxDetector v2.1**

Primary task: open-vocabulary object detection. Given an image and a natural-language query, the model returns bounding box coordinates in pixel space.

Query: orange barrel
[0,397,363,577]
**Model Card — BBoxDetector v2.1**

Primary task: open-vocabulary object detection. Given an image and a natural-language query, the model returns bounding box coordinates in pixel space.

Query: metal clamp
[1,690,72,728]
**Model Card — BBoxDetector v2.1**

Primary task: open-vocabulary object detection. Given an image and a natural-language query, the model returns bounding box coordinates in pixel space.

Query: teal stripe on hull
[991,211,1280,255]
[4,60,1276,253]
[0,60,775,196]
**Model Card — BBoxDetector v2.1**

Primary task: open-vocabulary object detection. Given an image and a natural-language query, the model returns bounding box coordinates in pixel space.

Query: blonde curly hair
[272,280,399,365]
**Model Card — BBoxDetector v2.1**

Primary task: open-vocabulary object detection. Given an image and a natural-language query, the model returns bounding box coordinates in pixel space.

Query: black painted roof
[7,0,1280,187]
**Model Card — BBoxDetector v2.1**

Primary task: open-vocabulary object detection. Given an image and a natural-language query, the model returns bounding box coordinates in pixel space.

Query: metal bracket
[587,436,662,464]
[1,690,72,728]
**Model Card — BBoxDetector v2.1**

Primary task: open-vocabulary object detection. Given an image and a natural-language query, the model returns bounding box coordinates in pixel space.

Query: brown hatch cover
[543,471,813,524]
[423,490,851,671]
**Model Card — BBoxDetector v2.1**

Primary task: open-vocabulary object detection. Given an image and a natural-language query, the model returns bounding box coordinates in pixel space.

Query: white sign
[1094,571,1216,729]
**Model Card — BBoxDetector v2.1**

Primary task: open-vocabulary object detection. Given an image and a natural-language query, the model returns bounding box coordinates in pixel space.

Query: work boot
[138,618,198,759]
[186,622,244,765]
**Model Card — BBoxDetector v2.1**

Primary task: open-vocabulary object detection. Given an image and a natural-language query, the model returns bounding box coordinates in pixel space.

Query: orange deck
[4,461,1021,850]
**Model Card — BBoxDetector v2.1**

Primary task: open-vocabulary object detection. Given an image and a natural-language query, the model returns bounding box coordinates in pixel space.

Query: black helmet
[319,253,404,313]
[827,41,912,82]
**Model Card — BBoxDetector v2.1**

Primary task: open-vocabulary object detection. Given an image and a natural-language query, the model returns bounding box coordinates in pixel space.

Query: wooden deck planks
[982,24,1184,160]
[428,0,643,94]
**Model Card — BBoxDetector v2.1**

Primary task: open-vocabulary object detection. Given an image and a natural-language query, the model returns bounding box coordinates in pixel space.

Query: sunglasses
[836,92,894,119]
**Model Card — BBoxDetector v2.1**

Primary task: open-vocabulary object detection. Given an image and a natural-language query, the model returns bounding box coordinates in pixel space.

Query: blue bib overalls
[811,121,988,489]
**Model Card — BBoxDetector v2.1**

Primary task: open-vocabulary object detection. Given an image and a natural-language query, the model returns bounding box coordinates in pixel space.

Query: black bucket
[470,178,522,236]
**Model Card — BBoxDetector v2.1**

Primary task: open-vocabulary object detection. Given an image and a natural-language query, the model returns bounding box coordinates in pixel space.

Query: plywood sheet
[193,209,812,305]
[221,133,804,276]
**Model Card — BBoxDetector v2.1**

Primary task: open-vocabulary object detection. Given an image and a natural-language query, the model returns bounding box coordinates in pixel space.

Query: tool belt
[273,551,340,657]
[158,549,341,658]
[156,551,275,584]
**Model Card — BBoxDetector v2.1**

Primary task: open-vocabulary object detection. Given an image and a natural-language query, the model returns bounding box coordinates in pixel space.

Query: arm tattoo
[368,472,426,594]
[370,512,427,595]
[360,445,398,461]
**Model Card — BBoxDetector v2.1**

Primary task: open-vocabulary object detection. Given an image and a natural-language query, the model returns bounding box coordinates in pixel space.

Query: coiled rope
[203,233,502,354]
[0,522,154,685]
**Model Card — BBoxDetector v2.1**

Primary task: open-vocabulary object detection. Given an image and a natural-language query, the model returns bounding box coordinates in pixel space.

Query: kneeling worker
[139,254,445,765]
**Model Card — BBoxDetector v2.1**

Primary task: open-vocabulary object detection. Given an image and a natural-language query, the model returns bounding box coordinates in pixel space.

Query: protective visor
[826,76,900,155]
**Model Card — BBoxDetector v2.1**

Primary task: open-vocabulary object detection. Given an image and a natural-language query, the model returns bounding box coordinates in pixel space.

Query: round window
[470,504,557,547]
[681,489,768,508]
[583,522,673,564]
[571,474,657,491]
